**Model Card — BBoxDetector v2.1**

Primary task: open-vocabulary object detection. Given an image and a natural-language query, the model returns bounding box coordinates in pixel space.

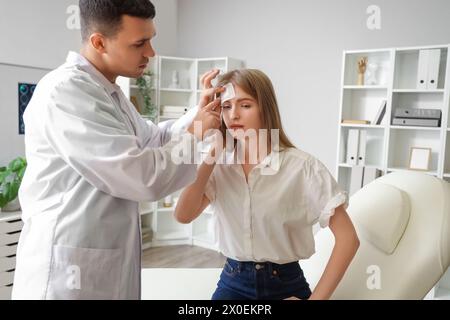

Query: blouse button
[255,264,262,270]
[272,270,278,275]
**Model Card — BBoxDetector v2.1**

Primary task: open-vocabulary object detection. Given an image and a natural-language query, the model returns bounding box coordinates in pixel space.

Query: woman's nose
[230,106,239,119]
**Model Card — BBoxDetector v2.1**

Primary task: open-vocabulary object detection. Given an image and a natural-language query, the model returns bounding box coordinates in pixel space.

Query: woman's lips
[229,125,244,130]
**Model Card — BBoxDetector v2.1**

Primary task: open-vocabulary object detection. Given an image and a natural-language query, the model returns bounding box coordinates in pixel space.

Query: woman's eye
[135,43,145,47]
[242,104,251,108]
[222,105,231,109]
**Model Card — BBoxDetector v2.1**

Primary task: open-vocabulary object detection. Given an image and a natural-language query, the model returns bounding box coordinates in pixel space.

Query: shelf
[444,173,450,178]
[140,209,153,216]
[341,123,385,129]
[159,115,181,120]
[387,167,438,176]
[160,56,195,62]
[142,227,152,234]
[160,88,193,93]
[343,85,388,90]
[153,230,189,241]
[392,89,445,93]
[157,207,175,213]
[0,211,22,222]
[390,125,442,131]
[339,163,382,169]
[130,85,156,90]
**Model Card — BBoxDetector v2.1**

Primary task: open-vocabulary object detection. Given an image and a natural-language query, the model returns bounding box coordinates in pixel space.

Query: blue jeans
[211,258,312,300]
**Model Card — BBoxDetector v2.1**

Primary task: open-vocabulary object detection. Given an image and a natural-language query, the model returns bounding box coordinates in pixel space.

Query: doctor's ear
[89,33,107,53]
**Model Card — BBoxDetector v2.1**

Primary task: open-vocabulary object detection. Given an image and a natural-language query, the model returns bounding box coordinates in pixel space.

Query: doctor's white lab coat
[12,52,198,299]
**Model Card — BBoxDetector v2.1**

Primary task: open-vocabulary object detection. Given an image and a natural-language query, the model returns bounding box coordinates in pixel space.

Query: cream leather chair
[301,171,450,299]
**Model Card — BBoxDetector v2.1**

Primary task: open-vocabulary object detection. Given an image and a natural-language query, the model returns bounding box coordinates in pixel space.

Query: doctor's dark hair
[79,0,155,42]
[216,69,296,150]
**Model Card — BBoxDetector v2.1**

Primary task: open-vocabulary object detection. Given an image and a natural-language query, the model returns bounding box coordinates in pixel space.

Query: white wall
[176,0,450,172]
[0,0,177,165]
[0,0,177,69]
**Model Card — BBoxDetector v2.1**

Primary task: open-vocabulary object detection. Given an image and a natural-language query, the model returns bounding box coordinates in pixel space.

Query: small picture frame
[408,147,431,171]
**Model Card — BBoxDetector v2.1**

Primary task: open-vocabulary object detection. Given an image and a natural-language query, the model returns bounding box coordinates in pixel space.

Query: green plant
[136,70,157,122]
[0,157,27,208]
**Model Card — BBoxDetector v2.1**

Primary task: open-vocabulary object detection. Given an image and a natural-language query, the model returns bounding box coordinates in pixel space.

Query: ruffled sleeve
[304,157,349,228]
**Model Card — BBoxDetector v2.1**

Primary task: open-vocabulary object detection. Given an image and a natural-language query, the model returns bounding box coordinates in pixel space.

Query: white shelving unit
[337,44,450,187]
[337,44,450,300]
[119,56,244,251]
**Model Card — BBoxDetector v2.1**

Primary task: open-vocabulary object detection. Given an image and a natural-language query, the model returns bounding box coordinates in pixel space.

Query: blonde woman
[174,69,359,300]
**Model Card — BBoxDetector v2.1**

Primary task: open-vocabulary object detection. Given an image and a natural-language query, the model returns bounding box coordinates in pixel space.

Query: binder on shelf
[392,118,440,127]
[346,129,360,165]
[363,167,382,186]
[372,100,387,125]
[417,49,429,90]
[394,108,441,120]
[349,166,364,196]
[417,49,441,90]
[427,49,441,90]
[357,130,367,166]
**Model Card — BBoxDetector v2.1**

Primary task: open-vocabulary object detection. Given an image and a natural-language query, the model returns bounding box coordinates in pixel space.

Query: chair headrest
[348,182,411,254]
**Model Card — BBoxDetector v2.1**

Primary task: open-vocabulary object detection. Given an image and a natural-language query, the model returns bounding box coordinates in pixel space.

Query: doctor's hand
[198,69,224,109]
[187,97,222,140]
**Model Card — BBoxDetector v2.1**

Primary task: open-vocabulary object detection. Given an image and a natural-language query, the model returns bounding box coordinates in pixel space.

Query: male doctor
[12,0,222,299]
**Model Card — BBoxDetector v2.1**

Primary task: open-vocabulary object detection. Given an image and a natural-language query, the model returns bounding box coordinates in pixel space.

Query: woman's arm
[308,204,360,300]
[174,149,217,224]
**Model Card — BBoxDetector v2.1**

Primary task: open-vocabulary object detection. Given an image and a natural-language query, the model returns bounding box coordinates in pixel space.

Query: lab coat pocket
[46,245,122,300]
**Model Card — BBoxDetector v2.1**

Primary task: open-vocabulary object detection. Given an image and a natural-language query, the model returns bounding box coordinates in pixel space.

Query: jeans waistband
[226,257,301,272]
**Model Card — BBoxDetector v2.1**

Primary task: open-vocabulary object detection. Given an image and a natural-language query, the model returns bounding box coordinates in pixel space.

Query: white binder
[417,49,429,90]
[363,167,382,186]
[346,129,359,165]
[350,166,364,196]
[357,130,367,166]
[427,49,441,90]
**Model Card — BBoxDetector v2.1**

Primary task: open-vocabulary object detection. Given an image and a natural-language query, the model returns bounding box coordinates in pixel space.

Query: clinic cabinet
[336,44,450,194]
[0,211,22,300]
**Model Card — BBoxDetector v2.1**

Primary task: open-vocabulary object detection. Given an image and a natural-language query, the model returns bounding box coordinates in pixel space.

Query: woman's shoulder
[282,147,316,165]
[281,148,329,175]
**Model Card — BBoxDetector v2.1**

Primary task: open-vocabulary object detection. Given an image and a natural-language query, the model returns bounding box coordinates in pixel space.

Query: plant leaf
[9,181,20,202]
[3,182,11,202]
[0,193,7,208]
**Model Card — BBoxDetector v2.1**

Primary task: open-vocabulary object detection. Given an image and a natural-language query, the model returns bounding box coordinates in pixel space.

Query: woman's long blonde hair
[216,69,296,150]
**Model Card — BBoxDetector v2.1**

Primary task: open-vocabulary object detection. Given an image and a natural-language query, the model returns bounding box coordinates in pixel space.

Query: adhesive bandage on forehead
[220,82,236,104]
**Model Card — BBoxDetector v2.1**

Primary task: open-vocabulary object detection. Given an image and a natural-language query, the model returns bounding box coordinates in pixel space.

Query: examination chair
[301,171,450,299]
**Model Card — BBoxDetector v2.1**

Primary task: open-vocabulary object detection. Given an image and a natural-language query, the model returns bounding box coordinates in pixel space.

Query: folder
[363,167,382,186]
[346,129,360,165]
[427,49,441,90]
[417,50,429,90]
[372,100,387,125]
[357,130,367,166]
[350,166,364,196]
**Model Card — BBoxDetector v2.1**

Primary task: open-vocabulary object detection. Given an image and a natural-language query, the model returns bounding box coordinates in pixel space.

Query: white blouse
[204,147,348,264]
